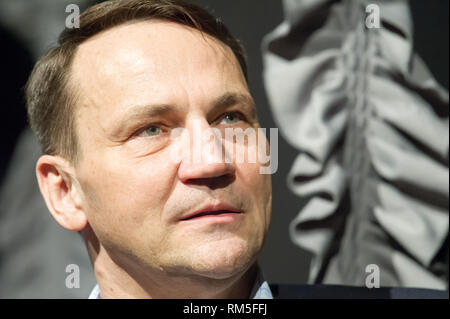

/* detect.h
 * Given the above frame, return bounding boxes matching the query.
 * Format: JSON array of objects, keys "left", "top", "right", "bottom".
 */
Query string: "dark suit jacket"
[{"left": 269, "top": 284, "right": 449, "bottom": 299}]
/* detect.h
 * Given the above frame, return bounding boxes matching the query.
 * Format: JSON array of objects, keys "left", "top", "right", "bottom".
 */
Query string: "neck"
[
  {"left": 84, "top": 227, "right": 258, "bottom": 298},
  {"left": 96, "top": 253, "right": 258, "bottom": 299}
]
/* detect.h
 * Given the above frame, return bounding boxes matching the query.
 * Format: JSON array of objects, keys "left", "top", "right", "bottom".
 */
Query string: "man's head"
[{"left": 26, "top": 0, "right": 272, "bottom": 297}]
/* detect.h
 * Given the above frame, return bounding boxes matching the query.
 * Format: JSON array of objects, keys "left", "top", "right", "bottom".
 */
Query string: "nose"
[
  {"left": 178, "top": 162, "right": 235, "bottom": 184},
  {"left": 177, "top": 118, "right": 236, "bottom": 186}
]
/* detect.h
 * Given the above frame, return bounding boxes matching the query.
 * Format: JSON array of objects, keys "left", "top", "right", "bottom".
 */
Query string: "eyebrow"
[
  {"left": 209, "top": 92, "right": 257, "bottom": 120},
  {"left": 125, "top": 103, "right": 176, "bottom": 120}
]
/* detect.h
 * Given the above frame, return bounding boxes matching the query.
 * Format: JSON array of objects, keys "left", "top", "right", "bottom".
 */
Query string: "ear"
[{"left": 36, "top": 155, "right": 88, "bottom": 231}]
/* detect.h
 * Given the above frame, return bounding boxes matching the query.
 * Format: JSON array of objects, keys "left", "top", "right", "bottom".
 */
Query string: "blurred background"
[{"left": 0, "top": 0, "right": 448, "bottom": 298}]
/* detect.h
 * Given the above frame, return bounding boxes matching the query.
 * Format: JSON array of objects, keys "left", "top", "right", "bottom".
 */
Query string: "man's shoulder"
[{"left": 268, "top": 284, "right": 449, "bottom": 299}]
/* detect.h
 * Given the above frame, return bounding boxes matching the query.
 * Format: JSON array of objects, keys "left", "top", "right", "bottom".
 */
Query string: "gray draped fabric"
[{"left": 262, "top": 0, "right": 448, "bottom": 289}]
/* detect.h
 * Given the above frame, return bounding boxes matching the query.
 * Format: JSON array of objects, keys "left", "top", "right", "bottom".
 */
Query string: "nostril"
[
  {"left": 178, "top": 161, "right": 236, "bottom": 184},
  {"left": 184, "top": 174, "right": 235, "bottom": 189}
]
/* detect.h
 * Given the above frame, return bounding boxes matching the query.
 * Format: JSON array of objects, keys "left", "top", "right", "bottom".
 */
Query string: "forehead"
[{"left": 71, "top": 20, "right": 247, "bottom": 115}]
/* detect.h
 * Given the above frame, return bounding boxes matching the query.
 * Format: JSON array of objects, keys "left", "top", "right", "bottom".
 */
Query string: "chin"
[{"left": 185, "top": 238, "right": 259, "bottom": 280}]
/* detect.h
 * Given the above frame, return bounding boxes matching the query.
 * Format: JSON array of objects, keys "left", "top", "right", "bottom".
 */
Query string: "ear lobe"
[{"left": 36, "top": 155, "right": 88, "bottom": 231}]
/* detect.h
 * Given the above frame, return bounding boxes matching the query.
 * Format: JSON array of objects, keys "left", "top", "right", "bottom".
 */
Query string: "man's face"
[{"left": 71, "top": 21, "right": 272, "bottom": 280}]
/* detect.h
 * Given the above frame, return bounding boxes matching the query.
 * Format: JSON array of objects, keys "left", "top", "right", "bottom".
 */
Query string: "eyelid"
[
  {"left": 133, "top": 123, "right": 168, "bottom": 138},
  {"left": 215, "top": 111, "right": 247, "bottom": 124}
]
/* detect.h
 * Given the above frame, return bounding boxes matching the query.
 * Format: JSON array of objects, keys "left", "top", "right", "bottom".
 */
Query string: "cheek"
[
  {"left": 77, "top": 150, "right": 178, "bottom": 231},
  {"left": 236, "top": 161, "right": 272, "bottom": 213},
  {"left": 235, "top": 135, "right": 273, "bottom": 228}
]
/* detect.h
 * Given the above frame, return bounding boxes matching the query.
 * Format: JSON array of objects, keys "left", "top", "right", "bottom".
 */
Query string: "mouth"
[{"left": 180, "top": 204, "right": 242, "bottom": 221}]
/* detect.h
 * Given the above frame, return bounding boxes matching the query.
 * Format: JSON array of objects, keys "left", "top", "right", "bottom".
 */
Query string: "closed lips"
[{"left": 180, "top": 206, "right": 242, "bottom": 221}]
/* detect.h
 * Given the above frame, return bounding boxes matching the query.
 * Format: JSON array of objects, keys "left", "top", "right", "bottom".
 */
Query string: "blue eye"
[
  {"left": 220, "top": 112, "right": 241, "bottom": 124},
  {"left": 142, "top": 126, "right": 161, "bottom": 136}
]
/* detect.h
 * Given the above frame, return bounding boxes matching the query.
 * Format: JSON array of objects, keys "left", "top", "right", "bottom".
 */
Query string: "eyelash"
[
  {"left": 216, "top": 111, "right": 247, "bottom": 124},
  {"left": 134, "top": 123, "right": 167, "bottom": 138}
]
